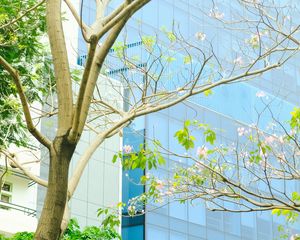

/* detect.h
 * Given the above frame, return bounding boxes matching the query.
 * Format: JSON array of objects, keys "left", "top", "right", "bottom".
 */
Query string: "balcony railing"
[{"left": 0, "top": 200, "right": 36, "bottom": 217}]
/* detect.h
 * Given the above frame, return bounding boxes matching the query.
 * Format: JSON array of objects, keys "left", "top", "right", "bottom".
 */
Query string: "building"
[
  {"left": 1, "top": 1, "right": 300, "bottom": 239},
  {"left": 103, "top": 1, "right": 300, "bottom": 240},
  {"left": 0, "top": 147, "right": 38, "bottom": 236},
  {"left": 39, "top": 0, "right": 300, "bottom": 240}
]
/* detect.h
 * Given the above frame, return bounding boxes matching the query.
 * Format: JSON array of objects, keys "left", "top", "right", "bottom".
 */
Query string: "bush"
[{"left": 0, "top": 219, "right": 121, "bottom": 240}]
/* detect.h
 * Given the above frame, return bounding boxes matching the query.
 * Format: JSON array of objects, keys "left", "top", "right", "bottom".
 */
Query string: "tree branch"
[
  {"left": 69, "top": 18, "right": 128, "bottom": 143},
  {"left": 0, "top": 0, "right": 45, "bottom": 30},
  {"left": 94, "top": 0, "right": 150, "bottom": 40},
  {"left": 46, "top": 0, "right": 73, "bottom": 136},
  {"left": 1, "top": 150, "right": 48, "bottom": 188},
  {"left": 63, "top": 0, "right": 89, "bottom": 34}
]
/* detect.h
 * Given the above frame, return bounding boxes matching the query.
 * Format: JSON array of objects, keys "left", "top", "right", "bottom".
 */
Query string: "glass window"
[
  {"left": 122, "top": 225, "right": 144, "bottom": 240},
  {"left": 158, "top": 0, "right": 174, "bottom": 31},
  {"left": 141, "top": 1, "right": 158, "bottom": 28},
  {"left": 169, "top": 201, "right": 187, "bottom": 220},
  {"left": 207, "top": 229, "right": 224, "bottom": 240},
  {"left": 1, "top": 183, "right": 12, "bottom": 192},
  {"left": 122, "top": 168, "right": 144, "bottom": 206},
  {"left": 1, "top": 194, "right": 10, "bottom": 203},
  {"left": 224, "top": 212, "right": 241, "bottom": 236},
  {"left": 0, "top": 194, "right": 11, "bottom": 210},
  {"left": 170, "top": 231, "right": 187, "bottom": 240},
  {"left": 241, "top": 212, "right": 255, "bottom": 228},
  {"left": 188, "top": 200, "right": 206, "bottom": 225},
  {"left": 147, "top": 113, "right": 169, "bottom": 148},
  {"left": 146, "top": 224, "right": 168, "bottom": 240},
  {"left": 257, "top": 217, "right": 273, "bottom": 240},
  {"left": 206, "top": 210, "right": 223, "bottom": 231}
]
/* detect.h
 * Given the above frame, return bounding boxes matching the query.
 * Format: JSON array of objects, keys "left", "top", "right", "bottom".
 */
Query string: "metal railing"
[{"left": 0, "top": 200, "right": 36, "bottom": 217}]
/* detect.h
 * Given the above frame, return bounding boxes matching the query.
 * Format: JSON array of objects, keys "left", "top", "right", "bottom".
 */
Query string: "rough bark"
[{"left": 35, "top": 136, "right": 75, "bottom": 240}]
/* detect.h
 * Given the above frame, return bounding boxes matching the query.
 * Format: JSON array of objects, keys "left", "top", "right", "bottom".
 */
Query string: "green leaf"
[
  {"left": 167, "top": 32, "right": 176, "bottom": 42},
  {"left": 158, "top": 155, "right": 166, "bottom": 165},
  {"left": 292, "top": 192, "right": 300, "bottom": 202},
  {"left": 112, "top": 154, "right": 118, "bottom": 163},
  {"left": 272, "top": 209, "right": 281, "bottom": 216},
  {"left": 183, "top": 55, "right": 192, "bottom": 64},
  {"left": 142, "top": 35, "right": 156, "bottom": 50},
  {"left": 203, "top": 89, "right": 213, "bottom": 96},
  {"left": 204, "top": 129, "right": 216, "bottom": 145}
]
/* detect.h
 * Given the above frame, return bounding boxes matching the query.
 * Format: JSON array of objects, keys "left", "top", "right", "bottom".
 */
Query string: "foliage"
[
  {"left": 10, "top": 232, "right": 34, "bottom": 240},
  {"left": 174, "top": 120, "right": 216, "bottom": 150},
  {"left": 62, "top": 219, "right": 121, "bottom": 240},
  {"left": 0, "top": 219, "right": 121, "bottom": 240},
  {"left": 0, "top": 232, "right": 33, "bottom": 240},
  {"left": 97, "top": 208, "right": 120, "bottom": 230},
  {"left": 0, "top": 0, "right": 53, "bottom": 148},
  {"left": 290, "top": 107, "right": 300, "bottom": 132},
  {"left": 113, "top": 142, "right": 166, "bottom": 171}
]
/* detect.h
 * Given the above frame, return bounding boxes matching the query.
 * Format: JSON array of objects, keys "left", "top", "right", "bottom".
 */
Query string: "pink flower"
[
  {"left": 165, "top": 190, "right": 173, "bottom": 196},
  {"left": 278, "top": 136, "right": 284, "bottom": 144},
  {"left": 256, "top": 91, "right": 266, "bottom": 98},
  {"left": 127, "top": 205, "right": 136, "bottom": 215},
  {"left": 290, "top": 129, "right": 296, "bottom": 136},
  {"left": 290, "top": 234, "right": 300, "bottom": 240},
  {"left": 156, "top": 180, "right": 164, "bottom": 190},
  {"left": 197, "top": 146, "right": 208, "bottom": 158},
  {"left": 237, "top": 127, "right": 247, "bottom": 136},
  {"left": 209, "top": 8, "right": 224, "bottom": 19},
  {"left": 244, "top": 0, "right": 261, "bottom": 4},
  {"left": 195, "top": 162, "right": 204, "bottom": 171},
  {"left": 195, "top": 32, "right": 206, "bottom": 41},
  {"left": 247, "top": 34, "right": 260, "bottom": 48},
  {"left": 265, "top": 135, "right": 275, "bottom": 144},
  {"left": 240, "top": 151, "right": 249, "bottom": 158},
  {"left": 277, "top": 153, "right": 286, "bottom": 163},
  {"left": 233, "top": 56, "right": 243, "bottom": 65},
  {"left": 123, "top": 145, "right": 133, "bottom": 154}
]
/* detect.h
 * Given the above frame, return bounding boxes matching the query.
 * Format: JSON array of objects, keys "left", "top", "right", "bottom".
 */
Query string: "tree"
[
  {"left": 173, "top": 105, "right": 300, "bottom": 215},
  {"left": 0, "top": 0, "right": 299, "bottom": 239},
  {"left": 129, "top": 100, "right": 300, "bottom": 239},
  {"left": 0, "top": 0, "right": 51, "bottom": 199}
]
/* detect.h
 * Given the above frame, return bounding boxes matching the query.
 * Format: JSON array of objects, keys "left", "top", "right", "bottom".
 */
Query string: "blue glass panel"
[{"left": 122, "top": 225, "right": 144, "bottom": 240}]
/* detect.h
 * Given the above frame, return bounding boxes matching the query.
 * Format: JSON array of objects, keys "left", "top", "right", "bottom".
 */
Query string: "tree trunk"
[{"left": 35, "top": 136, "right": 75, "bottom": 240}]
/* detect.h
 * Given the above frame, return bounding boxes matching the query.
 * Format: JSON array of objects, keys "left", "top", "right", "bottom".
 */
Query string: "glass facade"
[
  {"left": 122, "top": 126, "right": 146, "bottom": 240},
  {"left": 144, "top": 101, "right": 300, "bottom": 240},
  {"left": 77, "top": 0, "right": 300, "bottom": 239}
]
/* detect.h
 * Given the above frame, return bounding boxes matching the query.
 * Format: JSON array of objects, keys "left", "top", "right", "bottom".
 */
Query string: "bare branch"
[
  {"left": 1, "top": 150, "right": 48, "bottom": 188},
  {"left": 63, "top": 0, "right": 89, "bottom": 34}
]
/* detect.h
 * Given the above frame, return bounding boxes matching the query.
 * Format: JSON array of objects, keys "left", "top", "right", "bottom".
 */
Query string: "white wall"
[
  {"left": 62, "top": 0, "right": 80, "bottom": 66},
  {"left": 0, "top": 173, "right": 38, "bottom": 235},
  {"left": 38, "top": 75, "right": 124, "bottom": 230}
]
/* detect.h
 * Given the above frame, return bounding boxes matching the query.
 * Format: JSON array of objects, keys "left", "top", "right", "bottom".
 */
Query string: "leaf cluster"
[{"left": 0, "top": 0, "right": 55, "bottom": 148}]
